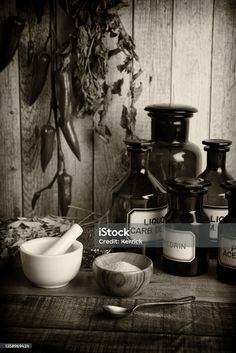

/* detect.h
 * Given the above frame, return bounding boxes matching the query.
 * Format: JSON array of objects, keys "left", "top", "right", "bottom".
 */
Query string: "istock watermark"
[
  {"left": 95, "top": 223, "right": 163, "bottom": 248},
  {"left": 94, "top": 223, "right": 227, "bottom": 249}
]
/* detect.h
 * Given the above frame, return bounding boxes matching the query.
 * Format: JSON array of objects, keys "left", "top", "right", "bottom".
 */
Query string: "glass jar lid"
[
  {"left": 145, "top": 104, "right": 198, "bottom": 119},
  {"left": 166, "top": 177, "right": 210, "bottom": 194},
  {"left": 221, "top": 180, "right": 236, "bottom": 190},
  {"left": 125, "top": 139, "right": 153, "bottom": 151},
  {"left": 202, "top": 139, "right": 232, "bottom": 152},
  {"left": 221, "top": 180, "right": 236, "bottom": 199}
]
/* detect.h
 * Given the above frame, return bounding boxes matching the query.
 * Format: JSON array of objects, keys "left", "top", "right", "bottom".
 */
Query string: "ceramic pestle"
[{"left": 42, "top": 224, "right": 83, "bottom": 255}]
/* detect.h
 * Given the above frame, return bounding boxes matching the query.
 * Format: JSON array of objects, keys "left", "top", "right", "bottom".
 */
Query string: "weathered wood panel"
[
  {"left": 210, "top": 0, "right": 236, "bottom": 177},
  {"left": 0, "top": 0, "right": 22, "bottom": 217},
  {"left": 17, "top": 1, "right": 58, "bottom": 216},
  {"left": 94, "top": 4, "right": 133, "bottom": 215},
  {"left": 0, "top": 292, "right": 235, "bottom": 352},
  {"left": 0, "top": 0, "right": 236, "bottom": 216},
  {"left": 56, "top": 4, "right": 93, "bottom": 219},
  {"left": 134, "top": 0, "right": 173, "bottom": 139},
  {"left": 171, "top": 0, "right": 214, "bottom": 172},
  {"left": 1, "top": 328, "right": 234, "bottom": 353}
]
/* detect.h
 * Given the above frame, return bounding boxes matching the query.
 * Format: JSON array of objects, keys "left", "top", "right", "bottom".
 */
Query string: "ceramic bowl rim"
[
  {"left": 19, "top": 237, "right": 83, "bottom": 259},
  {"left": 93, "top": 252, "right": 153, "bottom": 274}
]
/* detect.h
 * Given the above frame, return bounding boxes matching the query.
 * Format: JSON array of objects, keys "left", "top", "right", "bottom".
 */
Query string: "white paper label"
[
  {"left": 127, "top": 207, "right": 167, "bottom": 243},
  {"left": 204, "top": 207, "right": 228, "bottom": 240},
  {"left": 219, "top": 236, "right": 236, "bottom": 269},
  {"left": 163, "top": 228, "right": 195, "bottom": 262}
]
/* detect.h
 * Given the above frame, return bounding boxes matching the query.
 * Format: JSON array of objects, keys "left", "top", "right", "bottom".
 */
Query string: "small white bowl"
[{"left": 20, "top": 237, "right": 83, "bottom": 288}]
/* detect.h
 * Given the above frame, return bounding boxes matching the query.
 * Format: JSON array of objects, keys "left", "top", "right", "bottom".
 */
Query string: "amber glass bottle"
[
  {"left": 144, "top": 104, "right": 202, "bottom": 188},
  {"left": 162, "top": 177, "right": 210, "bottom": 276},
  {"left": 198, "top": 139, "right": 232, "bottom": 258},
  {"left": 217, "top": 180, "right": 236, "bottom": 285},
  {"left": 110, "top": 140, "right": 168, "bottom": 257}
]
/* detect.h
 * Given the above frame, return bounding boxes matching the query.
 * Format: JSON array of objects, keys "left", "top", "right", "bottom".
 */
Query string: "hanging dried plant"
[
  {"left": 57, "top": 0, "right": 143, "bottom": 140},
  {"left": 31, "top": 0, "right": 143, "bottom": 213}
]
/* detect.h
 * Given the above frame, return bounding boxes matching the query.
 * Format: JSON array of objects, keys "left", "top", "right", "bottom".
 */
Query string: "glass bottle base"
[
  {"left": 217, "top": 263, "right": 236, "bottom": 285},
  {"left": 162, "top": 256, "right": 208, "bottom": 276}
]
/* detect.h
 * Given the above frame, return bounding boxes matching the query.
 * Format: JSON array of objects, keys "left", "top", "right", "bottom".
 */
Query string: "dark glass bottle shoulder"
[
  {"left": 165, "top": 209, "right": 209, "bottom": 223},
  {"left": 150, "top": 141, "right": 201, "bottom": 183},
  {"left": 112, "top": 170, "right": 165, "bottom": 199},
  {"left": 199, "top": 170, "right": 232, "bottom": 207},
  {"left": 219, "top": 215, "right": 236, "bottom": 223}
]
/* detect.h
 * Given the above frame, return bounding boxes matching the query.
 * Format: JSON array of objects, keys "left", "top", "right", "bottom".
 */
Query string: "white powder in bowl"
[{"left": 104, "top": 261, "right": 140, "bottom": 272}]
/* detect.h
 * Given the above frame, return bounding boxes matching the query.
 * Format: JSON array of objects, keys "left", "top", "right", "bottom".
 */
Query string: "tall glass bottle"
[
  {"left": 145, "top": 104, "right": 202, "bottom": 188},
  {"left": 198, "top": 139, "right": 232, "bottom": 257},
  {"left": 110, "top": 140, "right": 168, "bottom": 258},
  {"left": 162, "top": 177, "right": 210, "bottom": 276},
  {"left": 217, "top": 180, "right": 236, "bottom": 285}
]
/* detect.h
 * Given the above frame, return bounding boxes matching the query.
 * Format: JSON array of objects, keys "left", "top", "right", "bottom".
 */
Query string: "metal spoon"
[{"left": 103, "top": 296, "right": 195, "bottom": 318}]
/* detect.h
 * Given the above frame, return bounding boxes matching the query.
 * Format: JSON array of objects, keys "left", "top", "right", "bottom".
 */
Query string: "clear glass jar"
[
  {"left": 110, "top": 140, "right": 168, "bottom": 258},
  {"left": 162, "top": 177, "right": 210, "bottom": 276},
  {"left": 217, "top": 180, "right": 236, "bottom": 285},
  {"left": 198, "top": 139, "right": 232, "bottom": 257},
  {"left": 145, "top": 104, "right": 202, "bottom": 188}
]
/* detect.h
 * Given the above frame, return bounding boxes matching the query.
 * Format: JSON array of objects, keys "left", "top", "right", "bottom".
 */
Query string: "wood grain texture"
[
  {"left": 0, "top": 0, "right": 22, "bottom": 218},
  {"left": 1, "top": 261, "right": 236, "bottom": 303},
  {"left": 17, "top": 1, "right": 58, "bottom": 216},
  {"left": 171, "top": 0, "right": 214, "bottom": 172},
  {"left": 0, "top": 327, "right": 234, "bottom": 353},
  {"left": 94, "top": 3, "right": 133, "bottom": 215},
  {"left": 133, "top": 0, "right": 173, "bottom": 139},
  {"left": 0, "top": 295, "right": 235, "bottom": 353},
  {"left": 56, "top": 4, "right": 93, "bottom": 219},
  {"left": 0, "top": 295, "right": 235, "bottom": 335},
  {"left": 210, "top": 0, "right": 236, "bottom": 177},
  {"left": 93, "top": 252, "right": 153, "bottom": 297},
  {"left": 0, "top": 0, "right": 236, "bottom": 218}
]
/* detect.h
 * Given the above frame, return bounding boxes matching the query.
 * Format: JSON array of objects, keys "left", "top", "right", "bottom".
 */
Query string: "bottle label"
[
  {"left": 127, "top": 207, "right": 168, "bottom": 244},
  {"left": 203, "top": 207, "right": 228, "bottom": 240},
  {"left": 219, "top": 236, "right": 236, "bottom": 269},
  {"left": 163, "top": 228, "right": 195, "bottom": 262}
]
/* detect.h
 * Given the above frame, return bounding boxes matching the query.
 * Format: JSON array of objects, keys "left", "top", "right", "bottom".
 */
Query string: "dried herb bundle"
[
  {"left": 58, "top": 0, "right": 142, "bottom": 140},
  {"left": 31, "top": 0, "right": 142, "bottom": 213}
]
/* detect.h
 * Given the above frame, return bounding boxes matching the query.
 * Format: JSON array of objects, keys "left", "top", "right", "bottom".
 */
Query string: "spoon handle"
[{"left": 133, "top": 296, "right": 195, "bottom": 312}]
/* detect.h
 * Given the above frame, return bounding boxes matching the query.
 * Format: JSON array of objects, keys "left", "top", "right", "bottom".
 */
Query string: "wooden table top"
[{"left": 0, "top": 260, "right": 236, "bottom": 353}]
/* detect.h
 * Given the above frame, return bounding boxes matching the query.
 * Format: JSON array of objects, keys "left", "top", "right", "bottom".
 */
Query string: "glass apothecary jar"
[
  {"left": 144, "top": 104, "right": 202, "bottom": 186},
  {"left": 198, "top": 139, "right": 232, "bottom": 257},
  {"left": 110, "top": 140, "right": 168, "bottom": 258},
  {"left": 162, "top": 177, "right": 210, "bottom": 276},
  {"left": 217, "top": 180, "right": 236, "bottom": 285}
]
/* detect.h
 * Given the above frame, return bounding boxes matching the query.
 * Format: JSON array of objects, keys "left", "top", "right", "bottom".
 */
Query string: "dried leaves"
[
  {"left": 30, "top": 0, "right": 143, "bottom": 212},
  {"left": 0, "top": 216, "right": 72, "bottom": 259},
  {"left": 58, "top": 0, "right": 142, "bottom": 139},
  {"left": 120, "top": 105, "right": 137, "bottom": 138}
]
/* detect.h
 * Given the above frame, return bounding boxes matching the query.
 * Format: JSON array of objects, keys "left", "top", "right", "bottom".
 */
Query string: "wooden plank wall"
[
  {"left": 0, "top": 0, "right": 235, "bottom": 218},
  {"left": 17, "top": 1, "right": 58, "bottom": 216},
  {"left": 0, "top": 0, "right": 22, "bottom": 217}
]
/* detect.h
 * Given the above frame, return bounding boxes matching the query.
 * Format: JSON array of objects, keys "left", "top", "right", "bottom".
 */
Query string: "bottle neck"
[
  {"left": 172, "top": 193, "right": 204, "bottom": 212},
  {"left": 227, "top": 197, "right": 236, "bottom": 216},
  {"left": 151, "top": 118, "right": 189, "bottom": 143},
  {"left": 129, "top": 150, "right": 149, "bottom": 171},
  {"left": 206, "top": 150, "right": 227, "bottom": 171}
]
